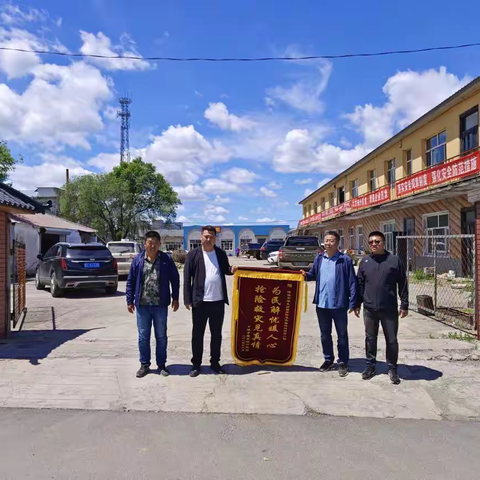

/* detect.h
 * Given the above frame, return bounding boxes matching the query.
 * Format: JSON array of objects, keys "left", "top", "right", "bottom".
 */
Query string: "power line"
[{"left": 1, "top": 41, "right": 480, "bottom": 62}]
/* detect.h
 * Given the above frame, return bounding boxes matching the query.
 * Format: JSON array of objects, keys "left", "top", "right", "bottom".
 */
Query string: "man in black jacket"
[
  {"left": 184, "top": 225, "right": 237, "bottom": 377},
  {"left": 355, "top": 231, "right": 408, "bottom": 385}
]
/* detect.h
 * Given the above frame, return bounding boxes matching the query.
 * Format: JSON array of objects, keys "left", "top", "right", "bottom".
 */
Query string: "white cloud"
[
  {"left": 268, "top": 47, "right": 332, "bottom": 114},
  {"left": 10, "top": 156, "right": 91, "bottom": 191},
  {"left": 221, "top": 167, "right": 258, "bottom": 184},
  {"left": 204, "top": 205, "right": 229, "bottom": 216},
  {"left": 204, "top": 102, "right": 256, "bottom": 131},
  {"left": 137, "top": 125, "right": 231, "bottom": 186},
  {"left": 0, "top": 60, "right": 112, "bottom": 148},
  {"left": 0, "top": 4, "right": 48, "bottom": 25},
  {"left": 259, "top": 186, "right": 277, "bottom": 198},
  {"left": 256, "top": 217, "right": 276, "bottom": 223},
  {"left": 173, "top": 185, "right": 207, "bottom": 202},
  {"left": 347, "top": 67, "right": 471, "bottom": 149},
  {"left": 202, "top": 178, "right": 240, "bottom": 194},
  {"left": 317, "top": 178, "right": 331, "bottom": 188},
  {"left": 294, "top": 178, "right": 312, "bottom": 185},
  {"left": 238, "top": 216, "right": 248, "bottom": 221},
  {"left": 79, "top": 31, "right": 150, "bottom": 71},
  {"left": 267, "top": 181, "right": 282, "bottom": 190},
  {"left": 251, "top": 207, "right": 270, "bottom": 214},
  {"left": 213, "top": 195, "right": 231, "bottom": 204},
  {"left": 303, "top": 188, "right": 313, "bottom": 197},
  {"left": 103, "top": 105, "right": 118, "bottom": 121},
  {"left": 177, "top": 215, "right": 189, "bottom": 223}
]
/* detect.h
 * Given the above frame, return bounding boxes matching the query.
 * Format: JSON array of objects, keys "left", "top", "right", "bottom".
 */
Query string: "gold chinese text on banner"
[{"left": 231, "top": 267, "right": 305, "bottom": 367}]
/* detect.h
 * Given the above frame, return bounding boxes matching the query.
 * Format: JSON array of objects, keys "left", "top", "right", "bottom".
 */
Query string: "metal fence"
[
  {"left": 11, "top": 240, "right": 27, "bottom": 329},
  {"left": 396, "top": 234, "right": 477, "bottom": 333}
]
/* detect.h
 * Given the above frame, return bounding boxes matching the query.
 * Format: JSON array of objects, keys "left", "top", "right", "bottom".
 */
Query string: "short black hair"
[
  {"left": 325, "top": 230, "right": 340, "bottom": 242},
  {"left": 201, "top": 225, "right": 217, "bottom": 236},
  {"left": 144, "top": 230, "right": 161, "bottom": 241},
  {"left": 369, "top": 231, "right": 385, "bottom": 241}
]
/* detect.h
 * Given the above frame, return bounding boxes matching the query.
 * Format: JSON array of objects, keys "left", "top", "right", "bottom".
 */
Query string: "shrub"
[
  {"left": 171, "top": 249, "right": 187, "bottom": 264},
  {"left": 413, "top": 269, "right": 426, "bottom": 281}
]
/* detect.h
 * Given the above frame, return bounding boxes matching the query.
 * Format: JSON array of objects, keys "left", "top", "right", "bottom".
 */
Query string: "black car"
[
  {"left": 260, "top": 239, "right": 285, "bottom": 260},
  {"left": 35, "top": 243, "right": 118, "bottom": 297}
]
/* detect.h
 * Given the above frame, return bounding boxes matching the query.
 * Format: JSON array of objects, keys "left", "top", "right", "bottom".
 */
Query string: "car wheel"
[
  {"left": 105, "top": 285, "right": 117, "bottom": 295},
  {"left": 50, "top": 272, "right": 63, "bottom": 298},
  {"left": 35, "top": 270, "right": 45, "bottom": 290}
]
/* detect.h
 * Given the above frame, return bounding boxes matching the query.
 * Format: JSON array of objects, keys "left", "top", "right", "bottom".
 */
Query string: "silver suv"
[{"left": 107, "top": 240, "right": 143, "bottom": 276}]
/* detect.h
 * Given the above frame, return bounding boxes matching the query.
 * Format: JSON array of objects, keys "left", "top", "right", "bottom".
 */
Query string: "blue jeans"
[
  {"left": 136, "top": 305, "right": 168, "bottom": 366},
  {"left": 316, "top": 307, "right": 349, "bottom": 365}
]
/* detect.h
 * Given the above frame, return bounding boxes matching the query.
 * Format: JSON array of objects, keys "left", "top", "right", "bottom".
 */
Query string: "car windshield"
[
  {"left": 285, "top": 237, "right": 319, "bottom": 247},
  {"left": 108, "top": 243, "right": 136, "bottom": 254},
  {"left": 67, "top": 247, "right": 112, "bottom": 258}
]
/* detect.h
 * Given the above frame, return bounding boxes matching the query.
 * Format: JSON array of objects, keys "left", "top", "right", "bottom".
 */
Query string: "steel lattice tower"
[{"left": 118, "top": 96, "right": 132, "bottom": 163}]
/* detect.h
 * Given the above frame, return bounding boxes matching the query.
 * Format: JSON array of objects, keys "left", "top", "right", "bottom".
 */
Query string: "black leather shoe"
[
  {"left": 158, "top": 365, "right": 170, "bottom": 377},
  {"left": 389, "top": 367, "right": 401, "bottom": 385},
  {"left": 189, "top": 368, "right": 201, "bottom": 377},
  {"left": 338, "top": 363, "right": 349, "bottom": 377},
  {"left": 362, "top": 366, "right": 376, "bottom": 380},
  {"left": 319, "top": 360, "right": 335, "bottom": 372},
  {"left": 136, "top": 363, "right": 150, "bottom": 378},
  {"left": 211, "top": 364, "right": 226, "bottom": 374}
]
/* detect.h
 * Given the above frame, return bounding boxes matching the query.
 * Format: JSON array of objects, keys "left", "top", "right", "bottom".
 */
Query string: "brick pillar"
[
  {"left": 476, "top": 202, "right": 480, "bottom": 339},
  {"left": 0, "top": 211, "right": 7, "bottom": 338}
]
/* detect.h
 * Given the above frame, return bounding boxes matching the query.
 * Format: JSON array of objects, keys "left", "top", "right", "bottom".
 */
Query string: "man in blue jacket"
[
  {"left": 126, "top": 231, "right": 180, "bottom": 378},
  {"left": 301, "top": 231, "right": 357, "bottom": 377}
]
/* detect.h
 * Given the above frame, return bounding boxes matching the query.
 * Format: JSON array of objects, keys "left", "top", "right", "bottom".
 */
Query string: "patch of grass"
[{"left": 442, "top": 332, "right": 477, "bottom": 343}]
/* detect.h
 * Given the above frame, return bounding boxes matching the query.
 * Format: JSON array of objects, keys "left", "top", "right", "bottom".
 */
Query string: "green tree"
[
  {"left": 59, "top": 158, "right": 180, "bottom": 240},
  {"left": 0, "top": 140, "right": 22, "bottom": 183}
]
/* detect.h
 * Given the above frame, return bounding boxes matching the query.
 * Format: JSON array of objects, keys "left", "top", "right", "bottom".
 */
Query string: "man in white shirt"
[{"left": 184, "top": 225, "right": 237, "bottom": 377}]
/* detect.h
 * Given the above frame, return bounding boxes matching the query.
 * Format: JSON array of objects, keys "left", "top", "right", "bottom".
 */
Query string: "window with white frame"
[
  {"left": 426, "top": 131, "right": 446, "bottom": 167},
  {"left": 338, "top": 229, "right": 344, "bottom": 250},
  {"left": 405, "top": 149, "right": 413, "bottom": 176},
  {"left": 337, "top": 186, "right": 345, "bottom": 204},
  {"left": 164, "top": 242, "right": 182, "bottom": 251},
  {"left": 423, "top": 212, "right": 449, "bottom": 256},
  {"left": 351, "top": 179, "right": 358, "bottom": 198},
  {"left": 221, "top": 240, "right": 233, "bottom": 251},
  {"left": 313, "top": 201, "right": 318, "bottom": 213},
  {"left": 329, "top": 192, "right": 335, "bottom": 208},
  {"left": 308, "top": 204, "right": 311, "bottom": 215},
  {"left": 349, "top": 227, "right": 355, "bottom": 250},
  {"left": 368, "top": 170, "right": 376, "bottom": 192},
  {"left": 357, "top": 225, "right": 364, "bottom": 252},
  {"left": 303, "top": 206, "right": 307, "bottom": 217},
  {"left": 240, "top": 237, "right": 252, "bottom": 248},
  {"left": 189, "top": 239, "right": 201, "bottom": 250},
  {"left": 321, "top": 197, "right": 326, "bottom": 211},
  {"left": 382, "top": 220, "right": 396, "bottom": 252},
  {"left": 386, "top": 159, "right": 396, "bottom": 186}
]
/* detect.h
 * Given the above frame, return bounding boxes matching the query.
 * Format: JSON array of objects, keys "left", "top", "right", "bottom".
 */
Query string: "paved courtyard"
[{"left": 0, "top": 256, "right": 479, "bottom": 419}]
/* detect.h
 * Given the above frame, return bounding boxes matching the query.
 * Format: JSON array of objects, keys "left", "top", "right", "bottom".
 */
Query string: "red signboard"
[
  {"left": 396, "top": 151, "right": 480, "bottom": 197},
  {"left": 231, "top": 268, "right": 304, "bottom": 366},
  {"left": 350, "top": 185, "right": 390, "bottom": 211},
  {"left": 298, "top": 185, "right": 391, "bottom": 227}
]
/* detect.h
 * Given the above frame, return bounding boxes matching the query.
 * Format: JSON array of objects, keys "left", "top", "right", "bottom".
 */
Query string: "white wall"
[
  {"left": 269, "top": 228, "right": 287, "bottom": 240},
  {"left": 239, "top": 228, "right": 257, "bottom": 245},
  {"left": 219, "top": 228, "right": 235, "bottom": 253},
  {"left": 15, "top": 223, "right": 40, "bottom": 276}
]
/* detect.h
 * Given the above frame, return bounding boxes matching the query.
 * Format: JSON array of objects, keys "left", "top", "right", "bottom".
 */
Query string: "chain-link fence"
[{"left": 396, "top": 234, "right": 476, "bottom": 333}]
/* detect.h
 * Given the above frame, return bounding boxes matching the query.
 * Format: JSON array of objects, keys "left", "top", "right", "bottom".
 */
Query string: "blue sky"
[{"left": 1, "top": 0, "right": 480, "bottom": 227}]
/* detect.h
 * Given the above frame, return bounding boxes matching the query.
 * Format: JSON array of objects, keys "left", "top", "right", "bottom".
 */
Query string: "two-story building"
[{"left": 298, "top": 75, "right": 480, "bottom": 334}]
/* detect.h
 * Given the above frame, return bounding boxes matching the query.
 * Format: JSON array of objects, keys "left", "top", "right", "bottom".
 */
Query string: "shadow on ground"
[
  {"left": 347, "top": 358, "right": 443, "bottom": 381},
  {"left": 165, "top": 363, "right": 320, "bottom": 376},
  {"left": 0, "top": 329, "right": 101, "bottom": 365}
]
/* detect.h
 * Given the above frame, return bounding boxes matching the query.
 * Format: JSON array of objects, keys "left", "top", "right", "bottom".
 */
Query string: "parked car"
[
  {"left": 35, "top": 243, "right": 118, "bottom": 297},
  {"left": 107, "top": 240, "right": 143, "bottom": 276},
  {"left": 267, "top": 251, "right": 279, "bottom": 265},
  {"left": 260, "top": 239, "right": 285, "bottom": 260},
  {"left": 242, "top": 242, "right": 263, "bottom": 260},
  {"left": 278, "top": 236, "right": 322, "bottom": 270}
]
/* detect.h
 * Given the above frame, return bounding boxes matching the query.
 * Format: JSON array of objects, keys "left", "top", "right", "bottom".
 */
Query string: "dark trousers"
[
  {"left": 316, "top": 307, "right": 349, "bottom": 365},
  {"left": 191, "top": 301, "right": 225, "bottom": 368},
  {"left": 364, "top": 308, "right": 399, "bottom": 368}
]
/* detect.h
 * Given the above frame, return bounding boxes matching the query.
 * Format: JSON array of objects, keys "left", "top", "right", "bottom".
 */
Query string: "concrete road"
[
  {"left": 1, "top": 408, "right": 479, "bottom": 480},
  {"left": 0, "top": 256, "right": 479, "bottom": 419}
]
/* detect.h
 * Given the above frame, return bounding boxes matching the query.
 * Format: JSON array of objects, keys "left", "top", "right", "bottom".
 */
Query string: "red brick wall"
[{"left": 0, "top": 211, "right": 7, "bottom": 338}]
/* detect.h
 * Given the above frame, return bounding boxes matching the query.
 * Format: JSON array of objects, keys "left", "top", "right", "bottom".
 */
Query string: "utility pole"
[{"left": 118, "top": 96, "right": 132, "bottom": 163}]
